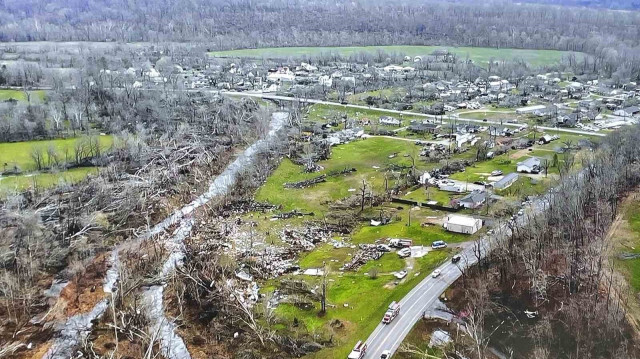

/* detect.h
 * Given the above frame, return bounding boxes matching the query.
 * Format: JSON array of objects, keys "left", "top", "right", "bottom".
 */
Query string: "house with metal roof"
[{"left": 493, "top": 172, "right": 519, "bottom": 190}]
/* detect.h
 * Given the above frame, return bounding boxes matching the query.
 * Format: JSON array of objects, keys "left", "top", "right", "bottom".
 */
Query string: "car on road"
[
  {"left": 431, "top": 240, "right": 447, "bottom": 249},
  {"left": 380, "top": 350, "right": 392, "bottom": 359},
  {"left": 394, "top": 270, "right": 408, "bottom": 279},
  {"left": 491, "top": 170, "right": 503, "bottom": 176},
  {"left": 452, "top": 254, "right": 462, "bottom": 263},
  {"left": 397, "top": 248, "right": 411, "bottom": 258},
  {"left": 348, "top": 341, "right": 367, "bottom": 359},
  {"left": 482, "top": 118, "right": 488, "bottom": 122},
  {"left": 432, "top": 269, "right": 442, "bottom": 278}
]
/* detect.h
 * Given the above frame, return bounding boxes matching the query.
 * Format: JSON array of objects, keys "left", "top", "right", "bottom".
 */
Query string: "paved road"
[
  {"left": 222, "top": 91, "right": 606, "bottom": 137},
  {"left": 361, "top": 195, "right": 548, "bottom": 358}
]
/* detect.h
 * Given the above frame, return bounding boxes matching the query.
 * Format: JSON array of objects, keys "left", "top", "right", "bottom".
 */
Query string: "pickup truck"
[
  {"left": 382, "top": 301, "right": 400, "bottom": 324},
  {"left": 348, "top": 341, "right": 367, "bottom": 359},
  {"left": 389, "top": 238, "right": 413, "bottom": 248}
]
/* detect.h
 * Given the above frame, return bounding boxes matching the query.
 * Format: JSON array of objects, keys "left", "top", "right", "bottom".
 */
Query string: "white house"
[
  {"left": 379, "top": 116, "right": 401, "bottom": 126},
  {"left": 516, "top": 105, "right": 547, "bottom": 115},
  {"left": 613, "top": 106, "right": 640, "bottom": 117},
  {"left": 444, "top": 215, "right": 483, "bottom": 234},
  {"left": 517, "top": 157, "right": 541, "bottom": 173}
]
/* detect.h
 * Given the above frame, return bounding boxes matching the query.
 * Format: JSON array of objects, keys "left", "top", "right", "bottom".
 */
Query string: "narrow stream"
[{"left": 42, "top": 112, "right": 289, "bottom": 359}]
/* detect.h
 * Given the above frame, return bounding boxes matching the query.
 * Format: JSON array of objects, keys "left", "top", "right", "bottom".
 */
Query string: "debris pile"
[
  {"left": 272, "top": 210, "right": 315, "bottom": 219},
  {"left": 280, "top": 227, "right": 331, "bottom": 251},
  {"left": 284, "top": 174, "right": 326, "bottom": 189},
  {"left": 341, "top": 244, "right": 384, "bottom": 271}
]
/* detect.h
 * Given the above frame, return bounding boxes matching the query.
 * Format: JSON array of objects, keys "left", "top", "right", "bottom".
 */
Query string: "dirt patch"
[{"left": 58, "top": 254, "right": 109, "bottom": 317}]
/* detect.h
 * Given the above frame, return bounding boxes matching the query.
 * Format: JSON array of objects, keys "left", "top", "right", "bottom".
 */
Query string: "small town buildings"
[
  {"left": 409, "top": 123, "right": 440, "bottom": 134},
  {"left": 443, "top": 215, "right": 483, "bottom": 234},
  {"left": 516, "top": 105, "right": 547, "bottom": 115},
  {"left": 493, "top": 172, "right": 519, "bottom": 190},
  {"left": 379, "top": 116, "right": 401, "bottom": 126},
  {"left": 613, "top": 106, "right": 640, "bottom": 117},
  {"left": 456, "top": 190, "right": 488, "bottom": 209},
  {"left": 517, "top": 157, "right": 541, "bottom": 173}
]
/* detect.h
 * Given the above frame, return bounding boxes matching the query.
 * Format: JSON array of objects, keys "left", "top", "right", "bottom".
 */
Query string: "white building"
[
  {"left": 517, "top": 157, "right": 541, "bottom": 173},
  {"left": 443, "top": 215, "right": 483, "bottom": 234},
  {"left": 516, "top": 105, "right": 547, "bottom": 115}
]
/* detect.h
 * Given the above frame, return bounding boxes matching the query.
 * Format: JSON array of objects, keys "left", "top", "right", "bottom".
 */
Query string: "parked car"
[
  {"left": 394, "top": 270, "right": 408, "bottom": 279},
  {"left": 381, "top": 350, "right": 392, "bottom": 359},
  {"left": 431, "top": 240, "right": 447, "bottom": 249},
  {"left": 377, "top": 244, "right": 391, "bottom": 252},
  {"left": 491, "top": 170, "right": 503, "bottom": 176},
  {"left": 397, "top": 248, "right": 411, "bottom": 258},
  {"left": 452, "top": 254, "right": 462, "bottom": 263},
  {"left": 432, "top": 269, "right": 442, "bottom": 278}
]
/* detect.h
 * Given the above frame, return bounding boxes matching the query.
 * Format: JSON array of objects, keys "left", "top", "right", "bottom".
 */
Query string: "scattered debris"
[
  {"left": 429, "top": 329, "right": 452, "bottom": 348},
  {"left": 341, "top": 244, "right": 384, "bottom": 271},
  {"left": 284, "top": 174, "right": 326, "bottom": 188}
]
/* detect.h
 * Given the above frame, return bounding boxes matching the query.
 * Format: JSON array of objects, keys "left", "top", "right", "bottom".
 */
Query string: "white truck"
[
  {"left": 348, "top": 341, "right": 367, "bottom": 359},
  {"left": 389, "top": 238, "right": 413, "bottom": 248},
  {"left": 382, "top": 301, "right": 400, "bottom": 324}
]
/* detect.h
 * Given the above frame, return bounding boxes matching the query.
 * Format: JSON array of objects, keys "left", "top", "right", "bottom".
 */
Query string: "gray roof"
[
  {"left": 494, "top": 172, "right": 519, "bottom": 187},
  {"left": 517, "top": 157, "right": 540, "bottom": 168},
  {"left": 459, "top": 190, "right": 487, "bottom": 204}
]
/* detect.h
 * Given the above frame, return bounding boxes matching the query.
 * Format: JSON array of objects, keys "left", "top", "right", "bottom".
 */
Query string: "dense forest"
[{"left": 1, "top": 0, "right": 639, "bottom": 79}]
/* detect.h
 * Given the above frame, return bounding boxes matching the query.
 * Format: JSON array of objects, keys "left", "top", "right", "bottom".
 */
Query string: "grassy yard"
[
  {"left": 274, "top": 250, "right": 450, "bottom": 359},
  {"left": 255, "top": 137, "right": 430, "bottom": 214},
  {"left": 352, "top": 220, "right": 469, "bottom": 246},
  {"left": 347, "top": 88, "right": 406, "bottom": 105},
  {"left": 0, "top": 135, "right": 114, "bottom": 172},
  {"left": 0, "top": 89, "right": 46, "bottom": 102},
  {"left": 209, "top": 46, "right": 582, "bottom": 67}
]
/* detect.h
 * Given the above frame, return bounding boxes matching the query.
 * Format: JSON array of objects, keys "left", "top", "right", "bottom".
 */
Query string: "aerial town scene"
[{"left": 1, "top": 1, "right": 640, "bottom": 358}]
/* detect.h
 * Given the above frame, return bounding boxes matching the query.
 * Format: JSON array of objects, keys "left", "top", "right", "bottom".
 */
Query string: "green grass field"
[
  {"left": 210, "top": 45, "right": 582, "bottom": 67},
  {"left": 255, "top": 137, "right": 430, "bottom": 214},
  {"left": 0, "top": 167, "right": 99, "bottom": 194},
  {"left": 0, "top": 135, "right": 114, "bottom": 172},
  {"left": 0, "top": 135, "right": 114, "bottom": 193},
  {"left": 0, "top": 89, "right": 46, "bottom": 102},
  {"left": 275, "top": 250, "right": 450, "bottom": 359}
]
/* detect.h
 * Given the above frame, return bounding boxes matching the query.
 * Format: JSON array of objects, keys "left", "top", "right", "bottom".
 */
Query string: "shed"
[{"left": 443, "top": 215, "right": 483, "bottom": 234}]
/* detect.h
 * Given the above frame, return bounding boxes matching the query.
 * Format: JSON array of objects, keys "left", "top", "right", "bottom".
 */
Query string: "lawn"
[
  {"left": 0, "top": 135, "right": 114, "bottom": 172},
  {"left": 0, "top": 167, "right": 99, "bottom": 193},
  {"left": 0, "top": 89, "right": 46, "bottom": 102},
  {"left": 449, "top": 153, "right": 518, "bottom": 183},
  {"left": 351, "top": 220, "right": 470, "bottom": 246},
  {"left": 255, "top": 137, "right": 429, "bottom": 214},
  {"left": 347, "top": 88, "right": 406, "bottom": 105},
  {"left": 209, "top": 46, "right": 582, "bottom": 67},
  {"left": 274, "top": 250, "right": 450, "bottom": 359},
  {"left": 306, "top": 103, "right": 421, "bottom": 126}
]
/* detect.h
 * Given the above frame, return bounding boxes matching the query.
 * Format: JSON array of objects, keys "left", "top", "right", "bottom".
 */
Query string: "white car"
[
  {"left": 431, "top": 269, "right": 442, "bottom": 278},
  {"left": 394, "top": 270, "right": 408, "bottom": 279},
  {"left": 397, "top": 248, "right": 411, "bottom": 258},
  {"left": 491, "top": 170, "right": 503, "bottom": 176},
  {"left": 380, "top": 350, "right": 392, "bottom": 359}
]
